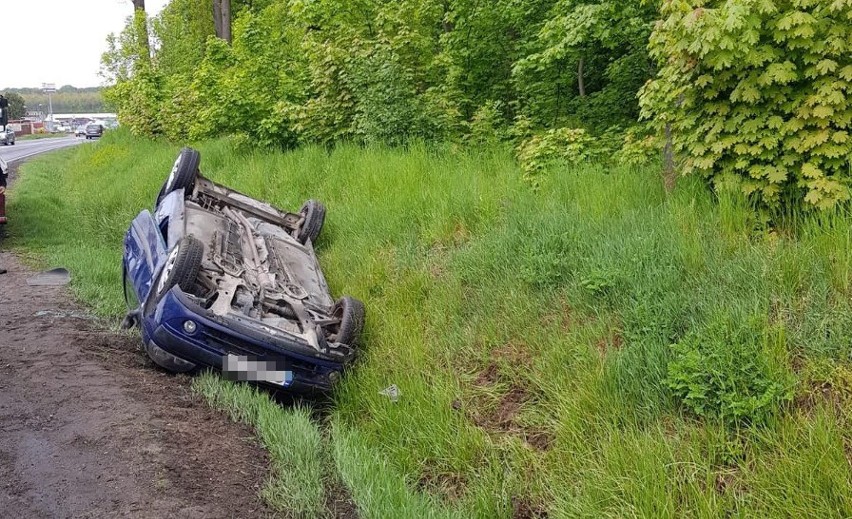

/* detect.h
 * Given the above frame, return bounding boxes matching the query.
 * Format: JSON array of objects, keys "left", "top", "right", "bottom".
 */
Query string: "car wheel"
[
  {"left": 156, "top": 147, "right": 200, "bottom": 206},
  {"left": 327, "top": 296, "right": 365, "bottom": 346},
  {"left": 145, "top": 341, "right": 197, "bottom": 373},
  {"left": 153, "top": 235, "right": 204, "bottom": 305},
  {"left": 295, "top": 199, "right": 326, "bottom": 245}
]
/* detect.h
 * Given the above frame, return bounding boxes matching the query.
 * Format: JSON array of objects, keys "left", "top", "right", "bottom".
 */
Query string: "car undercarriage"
[{"left": 179, "top": 178, "right": 351, "bottom": 357}]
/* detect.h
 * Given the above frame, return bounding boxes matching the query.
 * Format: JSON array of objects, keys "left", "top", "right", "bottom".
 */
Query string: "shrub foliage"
[
  {"left": 102, "top": 0, "right": 656, "bottom": 150},
  {"left": 640, "top": 0, "right": 852, "bottom": 209}
]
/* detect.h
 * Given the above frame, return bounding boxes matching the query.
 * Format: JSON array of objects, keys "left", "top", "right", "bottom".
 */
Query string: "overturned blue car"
[{"left": 122, "top": 148, "right": 364, "bottom": 392}]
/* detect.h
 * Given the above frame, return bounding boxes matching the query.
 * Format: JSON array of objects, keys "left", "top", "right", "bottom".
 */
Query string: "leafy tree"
[
  {"left": 514, "top": 0, "right": 657, "bottom": 132},
  {"left": 102, "top": 0, "right": 655, "bottom": 151},
  {"left": 640, "top": 0, "right": 852, "bottom": 210},
  {"left": 153, "top": 0, "right": 215, "bottom": 77},
  {"left": 102, "top": 10, "right": 162, "bottom": 136},
  {"left": 4, "top": 93, "right": 26, "bottom": 120}
]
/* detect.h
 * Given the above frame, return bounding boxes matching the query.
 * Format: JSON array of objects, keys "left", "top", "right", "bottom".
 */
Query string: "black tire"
[
  {"left": 156, "top": 147, "right": 201, "bottom": 206},
  {"left": 152, "top": 235, "right": 204, "bottom": 306},
  {"left": 328, "top": 296, "right": 365, "bottom": 346},
  {"left": 295, "top": 199, "right": 326, "bottom": 245}
]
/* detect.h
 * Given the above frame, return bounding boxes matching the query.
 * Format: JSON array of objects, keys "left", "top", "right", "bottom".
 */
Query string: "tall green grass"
[{"left": 7, "top": 129, "right": 852, "bottom": 517}]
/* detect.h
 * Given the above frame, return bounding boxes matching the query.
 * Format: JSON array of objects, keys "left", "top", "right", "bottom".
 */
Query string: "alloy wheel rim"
[
  {"left": 157, "top": 246, "right": 181, "bottom": 294},
  {"left": 166, "top": 154, "right": 183, "bottom": 192}
]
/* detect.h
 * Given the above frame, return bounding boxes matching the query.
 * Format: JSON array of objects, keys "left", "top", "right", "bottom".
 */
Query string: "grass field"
[{"left": 7, "top": 130, "right": 852, "bottom": 517}]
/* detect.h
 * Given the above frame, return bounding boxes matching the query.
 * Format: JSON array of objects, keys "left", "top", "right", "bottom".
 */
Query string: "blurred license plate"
[{"left": 222, "top": 355, "right": 293, "bottom": 386}]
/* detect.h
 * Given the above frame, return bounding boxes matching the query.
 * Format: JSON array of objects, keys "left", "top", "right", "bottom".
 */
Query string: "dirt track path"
[{"left": 0, "top": 251, "right": 275, "bottom": 518}]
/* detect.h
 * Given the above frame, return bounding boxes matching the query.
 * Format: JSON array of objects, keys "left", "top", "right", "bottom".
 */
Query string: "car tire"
[
  {"left": 153, "top": 235, "right": 204, "bottom": 305},
  {"left": 145, "top": 341, "right": 197, "bottom": 373},
  {"left": 156, "top": 147, "right": 200, "bottom": 206},
  {"left": 295, "top": 199, "right": 326, "bottom": 245},
  {"left": 328, "top": 296, "right": 365, "bottom": 346}
]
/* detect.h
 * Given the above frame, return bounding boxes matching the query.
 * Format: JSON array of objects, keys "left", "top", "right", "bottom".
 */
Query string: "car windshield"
[{"left": 87, "top": 125, "right": 99, "bottom": 130}]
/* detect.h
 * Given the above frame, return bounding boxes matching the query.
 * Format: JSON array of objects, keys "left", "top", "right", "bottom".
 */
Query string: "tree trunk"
[
  {"left": 663, "top": 94, "right": 684, "bottom": 193},
  {"left": 132, "top": 0, "right": 150, "bottom": 61},
  {"left": 663, "top": 122, "right": 676, "bottom": 192},
  {"left": 222, "top": 0, "right": 231, "bottom": 43},
  {"left": 441, "top": 0, "right": 454, "bottom": 33},
  {"left": 577, "top": 58, "right": 586, "bottom": 97},
  {"left": 213, "top": 0, "right": 232, "bottom": 43}
]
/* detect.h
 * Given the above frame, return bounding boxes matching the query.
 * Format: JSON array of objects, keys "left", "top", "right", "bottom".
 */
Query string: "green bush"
[
  {"left": 516, "top": 127, "right": 597, "bottom": 183},
  {"left": 102, "top": 0, "right": 657, "bottom": 150},
  {"left": 641, "top": 0, "right": 852, "bottom": 210},
  {"left": 666, "top": 313, "right": 794, "bottom": 424}
]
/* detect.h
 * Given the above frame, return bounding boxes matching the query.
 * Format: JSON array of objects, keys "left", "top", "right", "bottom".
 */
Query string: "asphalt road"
[{"left": 0, "top": 136, "right": 84, "bottom": 164}]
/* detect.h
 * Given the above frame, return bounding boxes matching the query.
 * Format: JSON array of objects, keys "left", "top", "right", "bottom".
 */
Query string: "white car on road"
[{"left": 0, "top": 128, "right": 16, "bottom": 146}]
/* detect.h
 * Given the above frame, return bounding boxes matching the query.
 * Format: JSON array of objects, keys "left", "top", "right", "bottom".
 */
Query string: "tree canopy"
[{"left": 102, "top": 0, "right": 852, "bottom": 210}]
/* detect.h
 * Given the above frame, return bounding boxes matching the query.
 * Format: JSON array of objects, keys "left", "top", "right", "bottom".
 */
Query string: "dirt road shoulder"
[{"left": 0, "top": 250, "right": 275, "bottom": 518}]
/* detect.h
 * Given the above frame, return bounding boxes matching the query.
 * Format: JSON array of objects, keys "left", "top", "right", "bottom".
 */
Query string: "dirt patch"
[
  {"left": 474, "top": 362, "right": 501, "bottom": 386},
  {"left": 492, "top": 386, "right": 532, "bottom": 429},
  {"left": 714, "top": 469, "right": 738, "bottom": 495},
  {"left": 492, "top": 340, "right": 534, "bottom": 368},
  {"left": 512, "top": 496, "right": 549, "bottom": 519},
  {"left": 325, "top": 479, "right": 359, "bottom": 519},
  {"left": 539, "top": 302, "right": 575, "bottom": 333},
  {"left": 791, "top": 360, "right": 852, "bottom": 418},
  {"left": 0, "top": 251, "right": 276, "bottom": 518},
  {"left": 792, "top": 382, "right": 849, "bottom": 417},
  {"left": 417, "top": 469, "right": 467, "bottom": 503},
  {"left": 525, "top": 428, "right": 555, "bottom": 451},
  {"left": 463, "top": 341, "right": 556, "bottom": 452}
]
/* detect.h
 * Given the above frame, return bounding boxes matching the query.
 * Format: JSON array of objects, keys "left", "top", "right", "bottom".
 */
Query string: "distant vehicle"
[
  {"left": 85, "top": 123, "right": 104, "bottom": 139},
  {"left": 75, "top": 126, "right": 87, "bottom": 138},
  {"left": 0, "top": 128, "right": 15, "bottom": 146}
]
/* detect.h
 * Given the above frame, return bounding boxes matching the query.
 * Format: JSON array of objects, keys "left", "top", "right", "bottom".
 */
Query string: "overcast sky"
[{"left": 2, "top": 0, "right": 169, "bottom": 89}]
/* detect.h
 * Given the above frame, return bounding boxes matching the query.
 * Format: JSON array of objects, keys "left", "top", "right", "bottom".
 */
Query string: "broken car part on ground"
[{"left": 122, "top": 148, "right": 365, "bottom": 392}]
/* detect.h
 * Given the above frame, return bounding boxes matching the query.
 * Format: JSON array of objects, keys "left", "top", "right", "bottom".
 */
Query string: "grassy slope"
[{"left": 7, "top": 130, "right": 852, "bottom": 517}]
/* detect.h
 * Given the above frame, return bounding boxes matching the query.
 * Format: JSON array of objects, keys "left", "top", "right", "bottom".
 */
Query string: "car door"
[{"left": 124, "top": 209, "right": 167, "bottom": 306}]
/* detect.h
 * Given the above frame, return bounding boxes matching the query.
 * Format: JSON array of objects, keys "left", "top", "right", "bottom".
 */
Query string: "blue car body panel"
[{"left": 125, "top": 209, "right": 166, "bottom": 304}]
